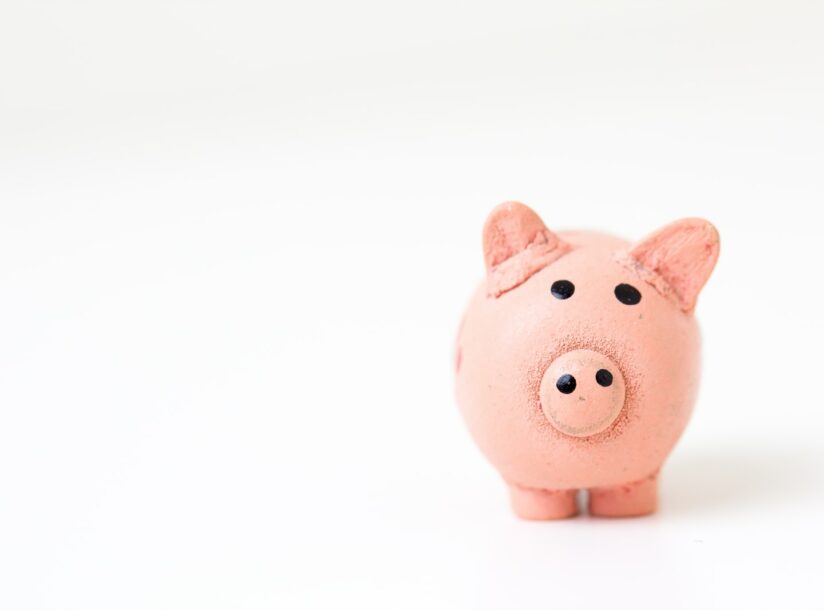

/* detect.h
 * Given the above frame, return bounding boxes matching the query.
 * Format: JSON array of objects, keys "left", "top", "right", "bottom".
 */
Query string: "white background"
[{"left": 1, "top": 1, "right": 823, "bottom": 608}]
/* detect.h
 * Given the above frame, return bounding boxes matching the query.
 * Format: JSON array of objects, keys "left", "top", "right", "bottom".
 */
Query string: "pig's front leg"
[
  {"left": 588, "top": 472, "right": 658, "bottom": 517},
  {"left": 507, "top": 483, "right": 578, "bottom": 520}
]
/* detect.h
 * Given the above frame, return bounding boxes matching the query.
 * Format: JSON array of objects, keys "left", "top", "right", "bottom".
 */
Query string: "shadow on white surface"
[{"left": 663, "top": 443, "right": 819, "bottom": 516}]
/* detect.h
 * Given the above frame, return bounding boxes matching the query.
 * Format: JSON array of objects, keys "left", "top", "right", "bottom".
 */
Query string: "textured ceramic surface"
[{"left": 455, "top": 202, "right": 719, "bottom": 519}]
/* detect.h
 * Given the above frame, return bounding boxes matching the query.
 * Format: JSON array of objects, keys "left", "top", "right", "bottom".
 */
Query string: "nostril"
[
  {"left": 595, "top": 369, "right": 613, "bottom": 387},
  {"left": 556, "top": 374, "right": 576, "bottom": 394}
]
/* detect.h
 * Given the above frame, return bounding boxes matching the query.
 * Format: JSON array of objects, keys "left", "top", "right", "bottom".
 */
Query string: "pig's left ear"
[
  {"left": 483, "top": 201, "right": 572, "bottom": 297},
  {"left": 626, "top": 218, "right": 720, "bottom": 312}
]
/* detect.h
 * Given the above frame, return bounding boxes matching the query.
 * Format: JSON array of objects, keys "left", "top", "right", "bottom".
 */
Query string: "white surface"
[{"left": 1, "top": 2, "right": 823, "bottom": 608}]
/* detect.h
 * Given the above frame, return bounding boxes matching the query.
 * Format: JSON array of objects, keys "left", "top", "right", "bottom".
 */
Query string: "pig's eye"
[
  {"left": 614, "top": 283, "right": 642, "bottom": 305},
  {"left": 551, "top": 280, "right": 575, "bottom": 300}
]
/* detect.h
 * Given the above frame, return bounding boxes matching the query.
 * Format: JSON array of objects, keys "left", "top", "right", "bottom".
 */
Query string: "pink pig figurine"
[{"left": 455, "top": 202, "right": 720, "bottom": 519}]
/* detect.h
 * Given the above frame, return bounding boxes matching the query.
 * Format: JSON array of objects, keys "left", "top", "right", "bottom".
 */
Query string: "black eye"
[
  {"left": 551, "top": 280, "right": 575, "bottom": 300},
  {"left": 614, "top": 283, "right": 642, "bottom": 305}
]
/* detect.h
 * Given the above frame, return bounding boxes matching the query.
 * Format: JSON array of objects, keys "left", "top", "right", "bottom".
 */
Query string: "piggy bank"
[{"left": 455, "top": 202, "right": 719, "bottom": 519}]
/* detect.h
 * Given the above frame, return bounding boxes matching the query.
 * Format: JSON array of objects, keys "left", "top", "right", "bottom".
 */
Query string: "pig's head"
[{"left": 456, "top": 202, "right": 719, "bottom": 487}]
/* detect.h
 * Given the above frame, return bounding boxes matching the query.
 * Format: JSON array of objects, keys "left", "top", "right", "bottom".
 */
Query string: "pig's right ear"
[
  {"left": 625, "top": 218, "right": 720, "bottom": 312},
  {"left": 483, "top": 202, "right": 571, "bottom": 297}
]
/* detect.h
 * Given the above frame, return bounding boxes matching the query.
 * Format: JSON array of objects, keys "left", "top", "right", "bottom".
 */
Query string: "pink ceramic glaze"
[{"left": 455, "top": 202, "right": 719, "bottom": 519}]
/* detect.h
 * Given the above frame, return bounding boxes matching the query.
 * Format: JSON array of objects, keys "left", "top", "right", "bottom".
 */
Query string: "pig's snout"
[{"left": 539, "top": 349, "right": 626, "bottom": 437}]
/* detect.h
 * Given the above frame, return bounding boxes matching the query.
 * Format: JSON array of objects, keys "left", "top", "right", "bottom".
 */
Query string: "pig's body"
[{"left": 455, "top": 204, "right": 718, "bottom": 519}]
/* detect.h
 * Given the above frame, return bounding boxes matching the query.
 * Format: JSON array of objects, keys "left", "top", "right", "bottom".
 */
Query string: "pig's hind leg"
[
  {"left": 588, "top": 472, "right": 658, "bottom": 517},
  {"left": 507, "top": 483, "right": 579, "bottom": 520}
]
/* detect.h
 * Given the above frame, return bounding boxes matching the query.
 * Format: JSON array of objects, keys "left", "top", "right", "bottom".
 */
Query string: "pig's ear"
[
  {"left": 483, "top": 201, "right": 571, "bottom": 297},
  {"left": 626, "top": 218, "right": 720, "bottom": 312}
]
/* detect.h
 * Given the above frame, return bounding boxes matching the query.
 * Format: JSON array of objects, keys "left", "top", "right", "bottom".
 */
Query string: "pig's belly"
[{"left": 457, "top": 395, "right": 694, "bottom": 490}]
